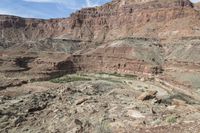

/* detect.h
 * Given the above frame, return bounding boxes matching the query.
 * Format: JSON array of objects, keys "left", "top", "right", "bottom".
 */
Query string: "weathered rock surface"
[
  {"left": 0, "top": 76, "right": 200, "bottom": 133},
  {"left": 138, "top": 90, "right": 158, "bottom": 101}
]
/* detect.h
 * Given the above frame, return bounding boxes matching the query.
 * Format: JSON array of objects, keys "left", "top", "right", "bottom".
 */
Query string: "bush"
[
  {"left": 166, "top": 116, "right": 177, "bottom": 124},
  {"left": 50, "top": 76, "right": 91, "bottom": 83}
]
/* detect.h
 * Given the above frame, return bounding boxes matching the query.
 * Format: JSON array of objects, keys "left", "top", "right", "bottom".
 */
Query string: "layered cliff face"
[
  {"left": 0, "top": 0, "right": 200, "bottom": 85},
  {"left": 68, "top": 0, "right": 200, "bottom": 42},
  {"left": 0, "top": 0, "right": 200, "bottom": 44},
  {"left": 0, "top": 15, "right": 68, "bottom": 42},
  {"left": 68, "top": 38, "right": 163, "bottom": 75}
]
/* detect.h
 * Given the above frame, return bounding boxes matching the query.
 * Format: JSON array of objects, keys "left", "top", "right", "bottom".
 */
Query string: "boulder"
[{"left": 138, "top": 90, "right": 158, "bottom": 101}]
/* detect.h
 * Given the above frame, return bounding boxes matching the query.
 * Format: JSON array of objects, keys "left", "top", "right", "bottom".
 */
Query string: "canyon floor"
[
  {"left": 1, "top": 38, "right": 200, "bottom": 133},
  {"left": 1, "top": 71, "right": 200, "bottom": 133},
  {"left": 1, "top": 38, "right": 200, "bottom": 132}
]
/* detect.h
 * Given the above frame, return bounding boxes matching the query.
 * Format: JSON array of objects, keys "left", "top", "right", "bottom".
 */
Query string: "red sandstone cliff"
[{"left": 0, "top": 0, "right": 200, "bottom": 43}]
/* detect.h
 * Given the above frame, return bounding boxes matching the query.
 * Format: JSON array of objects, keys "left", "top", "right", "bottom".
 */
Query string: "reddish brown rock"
[
  {"left": 0, "top": 0, "right": 200, "bottom": 44},
  {"left": 138, "top": 90, "right": 158, "bottom": 101}
]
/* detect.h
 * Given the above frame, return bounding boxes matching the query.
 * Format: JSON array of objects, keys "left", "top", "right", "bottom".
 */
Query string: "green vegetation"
[
  {"left": 107, "top": 72, "right": 122, "bottom": 77},
  {"left": 50, "top": 72, "right": 137, "bottom": 84},
  {"left": 98, "top": 72, "right": 137, "bottom": 79},
  {"left": 166, "top": 116, "right": 177, "bottom": 124},
  {"left": 124, "top": 74, "right": 137, "bottom": 78},
  {"left": 162, "top": 92, "right": 197, "bottom": 105},
  {"left": 50, "top": 75, "right": 91, "bottom": 83},
  {"left": 98, "top": 120, "right": 111, "bottom": 133},
  {"left": 97, "top": 77, "right": 123, "bottom": 83}
]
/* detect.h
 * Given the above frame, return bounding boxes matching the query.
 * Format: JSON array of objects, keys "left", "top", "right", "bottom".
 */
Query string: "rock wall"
[
  {"left": 68, "top": 0, "right": 199, "bottom": 42},
  {"left": 0, "top": 0, "right": 200, "bottom": 44},
  {"left": 69, "top": 54, "right": 159, "bottom": 75},
  {"left": 55, "top": 38, "right": 164, "bottom": 76},
  {"left": 1, "top": 0, "right": 200, "bottom": 80}
]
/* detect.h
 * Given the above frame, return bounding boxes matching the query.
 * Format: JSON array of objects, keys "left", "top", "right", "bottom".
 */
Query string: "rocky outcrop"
[
  {"left": 66, "top": 38, "right": 163, "bottom": 75},
  {"left": 1, "top": 75, "right": 200, "bottom": 133},
  {"left": 0, "top": 51, "right": 72, "bottom": 85},
  {"left": 138, "top": 90, "right": 158, "bottom": 101}
]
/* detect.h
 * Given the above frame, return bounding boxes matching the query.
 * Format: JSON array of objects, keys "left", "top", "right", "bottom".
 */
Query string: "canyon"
[{"left": 1, "top": 0, "right": 200, "bottom": 132}]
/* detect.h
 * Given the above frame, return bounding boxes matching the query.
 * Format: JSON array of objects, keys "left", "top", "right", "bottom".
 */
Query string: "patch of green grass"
[
  {"left": 124, "top": 74, "right": 137, "bottom": 79},
  {"left": 98, "top": 72, "right": 137, "bottom": 79},
  {"left": 50, "top": 75, "right": 91, "bottom": 83},
  {"left": 98, "top": 119, "right": 112, "bottom": 133},
  {"left": 97, "top": 77, "right": 122, "bottom": 83},
  {"left": 98, "top": 72, "right": 121, "bottom": 76},
  {"left": 109, "top": 72, "right": 122, "bottom": 77},
  {"left": 166, "top": 116, "right": 177, "bottom": 124},
  {"left": 98, "top": 72, "right": 110, "bottom": 75}
]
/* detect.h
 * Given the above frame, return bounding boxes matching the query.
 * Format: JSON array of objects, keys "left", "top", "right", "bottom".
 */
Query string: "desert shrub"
[
  {"left": 166, "top": 115, "right": 177, "bottom": 124},
  {"left": 50, "top": 76, "right": 91, "bottom": 83}
]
